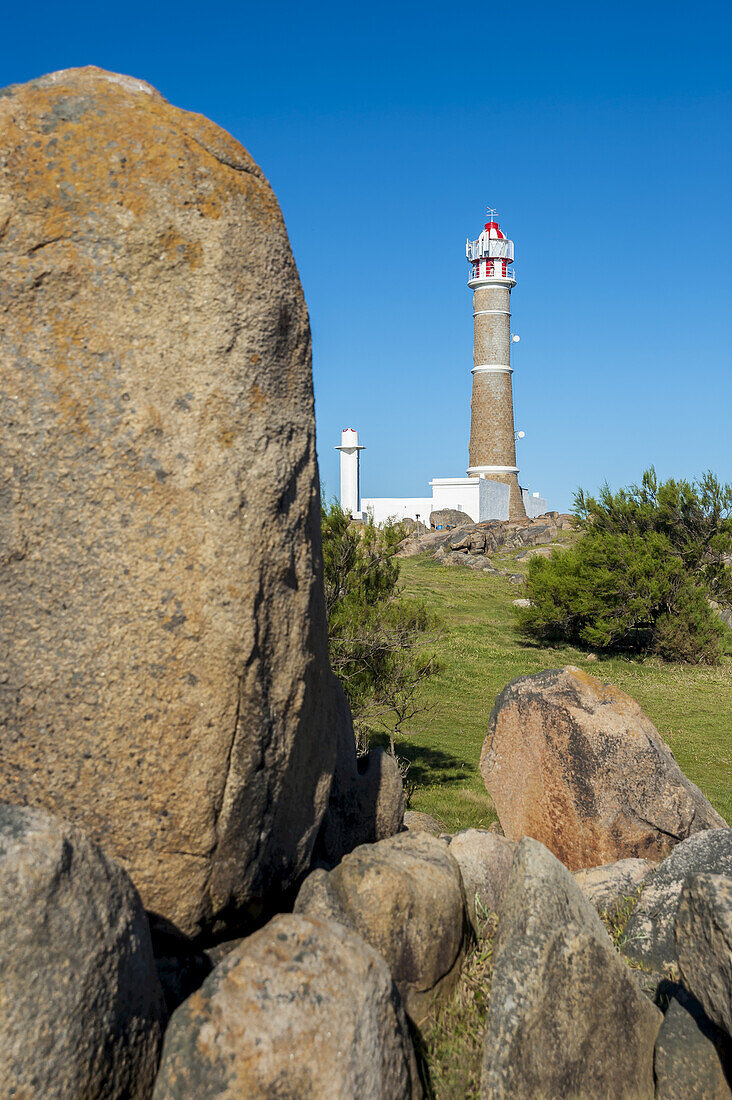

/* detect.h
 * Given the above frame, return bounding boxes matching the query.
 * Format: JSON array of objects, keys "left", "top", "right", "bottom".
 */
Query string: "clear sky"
[{"left": 3, "top": 1, "right": 730, "bottom": 511}]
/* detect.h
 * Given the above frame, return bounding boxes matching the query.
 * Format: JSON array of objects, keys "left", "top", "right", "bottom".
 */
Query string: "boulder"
[
  {"left": 573, "top": 857, "right": 655, "bottom": 921},
  {"left": 676, "top": 873, "right": 732, "bottom": 1037},
  {"left": 0, "top": 804, "right": 166, "bottom": 1099},
  {"left": 295, "top": 831, "right": 468, "bottom": 1020},
  {"left": 448, "top": 829, "right": 516, "bottom": 934},
  {"left": 403, "top": 810, "right": 443, "bottom": 836},
  {"left": 152, "top": 914, "right": 422, "bottom": 1100},
  {"left": 654, "top": 983, "right": 731, "bottom": 1100},
  {"left": 624, "top": 829, "right": 732, "bottom": 972},
  {"left": 481, "top": 838, "right": 662, "bottom": 1099},
  {"left": 480, "top": 667, "right": 725, "bottom": 871},
  {"left": 430, "top": 508, "right": 474, "bottom": 527},
  {"left": 315, "top": 688, "right": 404, "bottom": 864},
  {"left": 0, "top": 67, "right": 345, "bottom": 937}
]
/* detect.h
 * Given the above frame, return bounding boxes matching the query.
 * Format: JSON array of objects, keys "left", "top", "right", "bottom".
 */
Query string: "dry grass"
[{"left": 415, "top": 909, "right": 498, "bottom": 1099}]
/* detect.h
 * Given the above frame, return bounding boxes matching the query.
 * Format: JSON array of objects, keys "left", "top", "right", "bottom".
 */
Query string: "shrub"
[
  {"left": 517, "top": 469, "right": 732, "bottom": 664},
  {"left": 321, "top": 502, "right": 439, "bottom": 752}
]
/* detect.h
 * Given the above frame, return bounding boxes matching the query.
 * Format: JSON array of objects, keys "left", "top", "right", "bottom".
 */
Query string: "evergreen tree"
[{"left": 517, "top": 469, "right": 732, "bottom": 663}]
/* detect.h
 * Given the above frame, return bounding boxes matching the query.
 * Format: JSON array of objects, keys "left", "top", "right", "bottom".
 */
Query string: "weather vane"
[{"left": 486, "top": 205, "right": 498, "bottom": 220}]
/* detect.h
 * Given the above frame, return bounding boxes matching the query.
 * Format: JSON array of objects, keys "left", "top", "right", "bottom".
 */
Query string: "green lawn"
[{"left": 382, "top": 553, "right": 732, "bottom": 829}]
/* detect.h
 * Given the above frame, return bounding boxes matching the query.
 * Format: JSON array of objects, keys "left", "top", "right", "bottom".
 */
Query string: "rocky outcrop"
[
  {"left": 0, "top": 67, "right": 346, "bottom": 937},
  {"left": 480, "top": 667, "right": 725, "bottom": 871},
  {"left": 0, "top": 804, "right": 166, "bottom": 1099},
  {"left": 481, "top": 838, "right": 662, "bottom": 1099},
  {"left": 574, "top": 857, "right": 654, "bottom": 920},
  {"left": 295, "top": 831, "right": 468, "bottom": 1020},
  {"left": 153, "top": 914, "right": 422, "bottom": 1100},
  {"left": 397, "top": 515, "right": 564, "bottom": 560},
  {"left": 624, "top": 829, "right": 732, "bottom": 972},
  {"left": 676, "top": 873, "right": 732, "bottom": 1037},
  {"left": 448, "top": 829, "right": 516, "bottom": 934},
  {"left": 654, "top": 984, "right": 731, "bottom": 1100}
]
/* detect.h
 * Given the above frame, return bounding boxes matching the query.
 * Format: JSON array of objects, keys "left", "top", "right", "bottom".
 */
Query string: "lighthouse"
[
  {"left": 466, "top": 210, "right": 526, "bottom": 518},
  {"left": 335, "top": 428, "right": 365, "bottom": 518}
]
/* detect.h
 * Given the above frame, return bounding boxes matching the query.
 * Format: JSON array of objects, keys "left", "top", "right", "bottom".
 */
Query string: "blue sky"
[{"left": 3, "top": 1, "right": 730, "bottom": 511}]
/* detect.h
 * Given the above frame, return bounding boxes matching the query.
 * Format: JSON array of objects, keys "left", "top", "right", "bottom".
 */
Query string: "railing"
[{"left": 468, "top": 265, "right": 516, "bottom": 283}]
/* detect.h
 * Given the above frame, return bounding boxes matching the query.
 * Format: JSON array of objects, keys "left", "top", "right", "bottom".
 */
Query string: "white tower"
[{"left": 335, "top": 428, "right": 365, "bottom": 518}]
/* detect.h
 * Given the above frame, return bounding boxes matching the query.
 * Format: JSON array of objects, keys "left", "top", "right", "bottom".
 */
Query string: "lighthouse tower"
[
  {"left": 335, "top": 428, "right": 364, "bottom": 518},
  {"left": 466, "top": 211, "right": 526, "bottom": 518}
]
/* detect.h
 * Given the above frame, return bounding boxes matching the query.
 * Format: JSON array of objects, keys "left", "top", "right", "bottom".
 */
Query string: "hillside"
[{"left": 387, "top": 552, "right": 732, "bottom": 828}]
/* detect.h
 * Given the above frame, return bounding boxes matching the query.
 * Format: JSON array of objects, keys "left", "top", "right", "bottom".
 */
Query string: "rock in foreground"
[
  {"left": 481, "top": 837, "right": 662, "bottom": 1099},
  {"left": 676, "top": 873, "right": 732, "bottom": 1037},
  {"left": 153, "top": 914, "right": 421, "bottom": 1100},
  {"left": 448, "top": 829, "right": 516, "bottom": 935},
  {"left": 480, "top": 667, "right": 724, "bottom": 871},
  {"left": 0, "top": 66, "right": 343, "bottom": 936},
  {"left": 654, "top": 984, "right": 731, "bottom": 1100},
  {"left": 624, "top": 829, "right": 732, "bottom": 971},
  {"left": 295, "top": 831, "right": 467, "bottom": 1020},
  {"left": 574, "top": 857, "right": 654, "bottom": 920},
  {"left": 0, "top": 804, "right": 166, "bottom": 1099}
]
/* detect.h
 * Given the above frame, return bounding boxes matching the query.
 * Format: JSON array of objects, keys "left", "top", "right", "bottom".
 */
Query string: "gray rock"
[
  {"left": 153, "top": 914, "right": 422, "bottom": 1100},
  {"left": 0, "top": 66, "right": 346, "bottom": 938},
  {"left": 677, "top": 873, "right": 732, "bottom": 1037},
  {"left": 0, "top": 804, "right": 166, "bottom": 1099},
  {"left": 480, "top": 667, "right": 725, "bottom": 872},
  {"left": 625, "top": 829, "right": 732, "bottom": 971},
  {"left": 574, "top": 857, "right": 655, "bottom": 921},
  {"left": 316, "top": 688, "right": 404, "bottom": 864},
  {"left": 448, "top": 829, "right": 516, "bottom": 935},
  {"left": 654, "top": 984, "right": 731, "bottom": 1099},
  {"left": 430, "top": 508, "right": 474, "bottom": 527},
  {"left": 295, "top": 831, "right": 468, "bottom": 1020},
  {"left": 403, "top": 810, "right": 443, "bottom": 836},
  {"left": 480, "top": 838, "right": 662, "bottom": 1099}
]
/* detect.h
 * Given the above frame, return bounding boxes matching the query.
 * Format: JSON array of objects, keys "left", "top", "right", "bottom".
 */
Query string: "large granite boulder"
[
  {"left": 0, "top": 67, "right": 344, "bottom": 936},
  {"left": 295, "top": 831, "right": 468, "bottom": 1020},
  {"left": 481, "top": 838, "right": 662, "bottom": 1099},
  {"left": 480, "top": 667, "right": 724, "bottom": 871},
  {"left": 0, "top": 804, "right": 166, "bottom": 1099},
  {"left": 447, "top": 829, "right": 516, "bottom": 935},
  {"left": 676, "top": 873, "right": 732, "bottom": 1037},
  {"left": 153, "top": 914, "right": 422, "bottom": 1100},
  {"left": 624, "top": 829, "right": 732, "bottom": 972}
]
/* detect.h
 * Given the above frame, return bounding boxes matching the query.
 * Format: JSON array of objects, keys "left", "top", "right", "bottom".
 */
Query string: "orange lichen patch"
[
  {"left": 566, "top": 666, "right": 632, "bottom": 708},
  {"left": 156, "top": 228, "right": 203, "bottom": 270},
  {"left": 246, "top": 382, "right": 267, "bottom": 413}
]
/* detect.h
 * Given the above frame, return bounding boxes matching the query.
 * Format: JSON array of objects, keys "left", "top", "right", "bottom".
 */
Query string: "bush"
[
  {"left": 321, "top": 502, "right": 439, "bottom": 753},
  {"left": 517, "top": 469, "right": 732, "bottom": 664}
]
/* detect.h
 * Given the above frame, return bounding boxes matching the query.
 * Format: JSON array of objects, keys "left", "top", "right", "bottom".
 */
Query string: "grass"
[
  {"left": 383, "top": 551, "right": 732, "bottom": 828},
  {"left": 415, "top": 911, "right": 499, "bottom": 1099}
]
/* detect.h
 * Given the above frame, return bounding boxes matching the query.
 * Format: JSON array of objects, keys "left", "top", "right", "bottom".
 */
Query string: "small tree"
[
  {"left": 517, "top": 469, "right": 732, "bottom": 664},
  {"left": 321, "top": 501, "right": 439, "bottom": 752}
]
